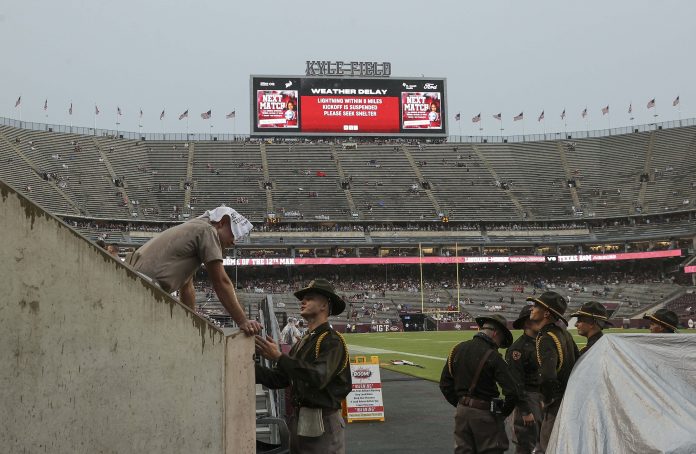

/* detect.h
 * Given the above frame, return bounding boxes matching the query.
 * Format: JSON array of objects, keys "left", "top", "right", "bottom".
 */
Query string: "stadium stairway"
[
  {"left": 637, "top": 131, "right": 656, "bottom": 211},
  {"left": 0, "top": 128, "right": 81, "bottom": 215},
  {"left": 259, "top": 142, "right": 274, "bottom": 214},
  {"left": 556, "top": 141, "right": 582, "bottom": 209},
  {"left": 183, "top": 142, "right": 195, "bottom": 211},
  {"left": 0, "top": 178, "right": 255, "bottom": 453},
  {"left": 91, "top": 136, "right": 133, "bottom": 214},
  {"left": 471, "top": 144, "right": 528, "bottom": 218},
  {"left": 330, "top": 144, "right": 359, "bottom": 217},
  {"left": 401, "top": 146, "right": 443, "bottom": 215}
]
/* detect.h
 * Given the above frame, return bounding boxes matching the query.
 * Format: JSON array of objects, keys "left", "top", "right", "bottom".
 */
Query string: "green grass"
[{"left": 344, "top": 329, "right": 648, "bottom": 382}]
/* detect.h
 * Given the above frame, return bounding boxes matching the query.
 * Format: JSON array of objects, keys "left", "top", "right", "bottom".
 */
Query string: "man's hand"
[
  {"left": 255, "top": 334, "right": 282, "bottom": 361},
  {"left": 521, "top": 413, "right": 535, "bottom": 426},
  {"left": 239, "top": 319, "right": 262, "bottom": 337}
]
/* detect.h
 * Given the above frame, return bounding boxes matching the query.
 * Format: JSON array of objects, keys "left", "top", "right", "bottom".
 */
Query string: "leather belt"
[{"left": 459, "top": 396, "right": 490, "bottom": 411}]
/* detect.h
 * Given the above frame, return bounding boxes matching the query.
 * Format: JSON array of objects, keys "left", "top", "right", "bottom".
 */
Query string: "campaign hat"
[
  {"left": 570, "top": 301, "right": 614, "bottom": 327},
  {"left": 475, "top": 314, "right": 513, "bottom": 348},
  {"left": 643, "top": 308, "right": 679, "bottom": 332},
  {"left": 512, "top": 304, "right": 534, "bottom": 330},
  {"left": 527, "top": 291, "right": 568, "bottom": 325},
  {"left": 294, "top": 279, "right": 346, "bottom": 316}
]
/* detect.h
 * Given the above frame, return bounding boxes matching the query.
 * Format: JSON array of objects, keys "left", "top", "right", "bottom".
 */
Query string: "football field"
[{"left": 343, "top": 329, "right": 647, "bottom": 382}]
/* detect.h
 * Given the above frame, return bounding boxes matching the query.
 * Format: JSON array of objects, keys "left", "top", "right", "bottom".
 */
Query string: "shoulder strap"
[
  {"left": 315, "top": 330, "right": 350, "bottom": 374},
  {"left": 469, "top": 348, "right": 494, "bottom": 394}
]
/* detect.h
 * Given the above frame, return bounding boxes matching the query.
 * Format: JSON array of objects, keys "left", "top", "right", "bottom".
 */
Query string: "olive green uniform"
[{"left": 256, "top": 322, "right": 351, "bottom": 454}]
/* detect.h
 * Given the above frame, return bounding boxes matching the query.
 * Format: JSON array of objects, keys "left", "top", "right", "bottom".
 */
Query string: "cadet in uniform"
[
  {"left": 255, "top": 279, "right": 352, "bottom": 454},
  {"left": 506, "top": 305, "right": 542, "bottom": 454},
  {"left": 440, "top": 314, "right": 524, "bottom": 454},
  {"left": 570, "top": 301, "right": 613, "bottom": 356},
  {"left": 528, "top": 291, "right": 579, "bottom": 452},
  {"left": 643, "top": 308, "right": 679, "bottom": 333}
]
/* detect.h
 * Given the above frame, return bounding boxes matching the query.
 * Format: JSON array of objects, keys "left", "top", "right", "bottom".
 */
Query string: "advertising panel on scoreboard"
[
  {"left": 250, "top": 75, "right": 446, "bottom": 137},
  {"left": 256, "top": 90, "right": 299, "bottom": 129},
  {"left": 401, "top": 92, "right": 442, "bottom": 129}
]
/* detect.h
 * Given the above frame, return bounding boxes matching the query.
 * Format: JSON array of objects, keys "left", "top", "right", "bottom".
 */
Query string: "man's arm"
[
  {"left": 207, "top": 260, "right": 261, "bottom": 336},
  {"left": 179, "top": 278, "right": 196, "bottom": 310},
  {"left": 537, "top": 335, "right": 560, "bottom": 403},
  {"left": 439, "top": 345, "right": 459, "bottom": 407}
]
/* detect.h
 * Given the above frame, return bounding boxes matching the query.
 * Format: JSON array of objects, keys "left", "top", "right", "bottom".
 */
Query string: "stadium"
[{"left": 3, "top": 2, "right": 696, "bottom": 453}]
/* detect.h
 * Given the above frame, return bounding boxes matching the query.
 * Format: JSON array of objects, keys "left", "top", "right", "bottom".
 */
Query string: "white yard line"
[{"left": 347, "top": 344, "right": 446, "bottom": 361}]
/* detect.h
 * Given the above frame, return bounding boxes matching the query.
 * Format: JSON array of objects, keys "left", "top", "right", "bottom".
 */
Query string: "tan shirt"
[{"left": 127, "top": 219, "right": 223, "bottom": 293}]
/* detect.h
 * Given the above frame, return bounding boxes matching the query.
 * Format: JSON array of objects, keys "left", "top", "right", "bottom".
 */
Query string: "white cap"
[{"left": 198, "top": 206, "right": 253, "bottom": 240}]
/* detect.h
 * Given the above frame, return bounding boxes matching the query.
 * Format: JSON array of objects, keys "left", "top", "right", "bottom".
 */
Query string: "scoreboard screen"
[{"left": 250, "top": 75, "right": 447, "bottom": 137}]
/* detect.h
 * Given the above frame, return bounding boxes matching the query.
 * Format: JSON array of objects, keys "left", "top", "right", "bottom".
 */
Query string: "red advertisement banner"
[
  {"left": 300, "top": 95, "right": 399, "bottom": 133},
  {"left": 256, "top": 90, "right": 298, "bottom": 128},
  {"left": 401, "top": 91, "right": 442, "bottom": 129},
  {"left": 685, "top": 265, "right": 696, "bottom": 274}
]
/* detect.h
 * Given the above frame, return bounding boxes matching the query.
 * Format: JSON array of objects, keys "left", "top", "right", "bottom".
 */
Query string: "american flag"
[
  {"left": 201, "top": 110, "right": 212, "bottom": 120},
  {"left": 472, "top": 113, "right": 481, "bottom": 123},
  {"left": 455, "top": 113, "right": 461, "bottom": 121},
  {"left": 95, "top": 105, "right": 100, "bottom": 115},
  {"left": 581, "top": 108, "right": 587, "bottom": 118},
  {"left": 117, "top": 107, "right": 122, "bottom": 116},
  {"left": 179, "top": 109, "right": 189, "bottom": 120},
  {"left": 69, "top": 103, "right": 73, "bottom": 115},
  {"left": 513, "top": 112, "right": 523, "bottom": 121},
  {"left": 43, "top": 99, "right": 48, "bottom": 111},
  {"left": 601, "top": 105, "right": 609, "bottom": 115},
  {"left": 538, "top": 110, "right": 544, "bottom": 122},
  {"left": 560, "top": 109, "right": 566, "bottom": 120},
  {"left": 226, "top": 111, "right": 236, "bottom": 119},
  {"left": 647, "top": 98, "right": 655, "bottom": 109},
  {"left": 160, "top": 110, "right": 165, "bottom": 120},
  {"left": 15, "top": 96, "right": 21, "bottom": 108},
  {"left": 493, "top": 113, "right": 502, "bottom": 121},
  {"left": 673, "top": 96, "right": 680, "bottom": 107},
  {"left": 628, "top": 103, "right": 632, "bottom": 114}
]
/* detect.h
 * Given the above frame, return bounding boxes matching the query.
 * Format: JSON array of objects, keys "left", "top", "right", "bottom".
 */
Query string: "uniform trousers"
[
  {"left": 510, "top": 391, "right": 543, "bottom": 454},
  {"left": 454, "top": 404, "right": 508, "bottom": 454},
  {"left": 539, "top": 399, "right": 562, "bottom": 453},
  {"left": 288, "top": 408, "right": 345, "bottom": 454}
]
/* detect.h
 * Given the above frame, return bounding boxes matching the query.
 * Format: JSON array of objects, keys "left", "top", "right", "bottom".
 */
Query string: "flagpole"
[
  {"left": 522, "top": 117, "right": 525, "bottom": 136},
  {"left": 607, "top": 110, "right": 611, "bottom": 132},
  {"left": 455, "top": 242, "right": 460, "bottom": 313},
  {"left": 186, "top": 115, "right": 189, "bottom": 138},
  {"left": 94, "top": 106, "right": 97, "bottom": 135},
  {"left": 676, "top": 98, "right": 681, "bottom": 123},
  {"left": 419, "top": 242, "right": 424, "bottom": 317},
  {"left": 458, "top": 116, "right": 462, "bottom": 138}
]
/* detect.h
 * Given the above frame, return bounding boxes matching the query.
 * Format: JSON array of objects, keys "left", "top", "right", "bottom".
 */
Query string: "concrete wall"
[{"left": 0, "top": 180, "right": 254, "bottom": 453}]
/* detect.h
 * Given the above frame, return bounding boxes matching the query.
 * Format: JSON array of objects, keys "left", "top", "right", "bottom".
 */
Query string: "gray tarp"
[{"left": 548, "top": 334, "right": 696, "bottom": 454}]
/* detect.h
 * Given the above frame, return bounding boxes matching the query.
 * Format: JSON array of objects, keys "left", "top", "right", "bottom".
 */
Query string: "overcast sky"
[{"left": 1, "top": 0, "right": 694, "bottom": 136}]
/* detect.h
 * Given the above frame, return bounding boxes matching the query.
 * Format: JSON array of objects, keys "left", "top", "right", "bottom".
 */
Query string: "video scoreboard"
[{"left": 250, "top": 75, "right": 447, "bottom": 137}]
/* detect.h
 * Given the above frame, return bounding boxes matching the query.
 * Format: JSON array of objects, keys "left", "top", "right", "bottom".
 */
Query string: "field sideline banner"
[
  {"left": 223, "top": 249, "right": 682, "bottom": 266},
  {"left": 346, "top": 356, "right": 385, "bottom": 423}
]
